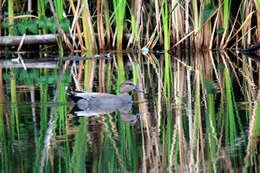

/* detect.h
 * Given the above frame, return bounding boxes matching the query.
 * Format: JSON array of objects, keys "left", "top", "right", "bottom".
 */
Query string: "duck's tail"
[
  {"left": 68, "top": 105, "right": 82, "bottom": 117},
  {"left": 67, "top": 91, "right": 83, "bottom": 103}
]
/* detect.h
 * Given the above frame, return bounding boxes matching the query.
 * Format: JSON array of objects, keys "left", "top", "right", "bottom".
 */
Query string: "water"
[{"left": 0, "top": 51, "right": 259, "bottom": 173}]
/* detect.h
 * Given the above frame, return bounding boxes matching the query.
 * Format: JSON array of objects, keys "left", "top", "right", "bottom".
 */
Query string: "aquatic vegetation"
[{"left": 0, "top": 1, "right": 259, "bottom": 50}]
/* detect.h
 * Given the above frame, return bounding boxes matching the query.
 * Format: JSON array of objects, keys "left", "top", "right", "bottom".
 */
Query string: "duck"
[{"left": 68, "top": 80, "right": 144, "bottom": 121}]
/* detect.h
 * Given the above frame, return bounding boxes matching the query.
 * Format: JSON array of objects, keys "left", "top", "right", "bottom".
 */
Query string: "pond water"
[{"left": 0, "top": 50, "right": 259, "bottom": 173}]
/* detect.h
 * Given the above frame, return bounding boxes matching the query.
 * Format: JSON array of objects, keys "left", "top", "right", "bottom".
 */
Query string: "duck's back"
[{"left": 70, "top": 91, "right": 132, "bottom": 113}]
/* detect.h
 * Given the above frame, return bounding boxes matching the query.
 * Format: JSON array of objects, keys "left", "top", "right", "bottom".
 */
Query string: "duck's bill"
[{"left": 134, "top": 87, "right": 144, "bottom": 93}]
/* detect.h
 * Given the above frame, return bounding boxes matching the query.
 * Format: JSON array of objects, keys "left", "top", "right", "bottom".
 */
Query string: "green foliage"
[
  {"left": 216, "top": 28, "right": 225, "bottom": 34},
  {"left": 60, "top": 18, "right": 70, "bottom": 33},
  {"left": 205, "top": 79, "right": 218, "bottom": 94},
  {"left": 2, "top": 15, "right": 70, "bottom": 35},
  {"left": 37, "top": 16, "right": 49, "bottom": 30},
  {"left": 45, "top": 17, "right": 57, "bottom": 33},
  {"left": 4, "top": 69, "right": 71, "bottom": 86},
  {"left": 19, "top": 69, "right": 40, "bottom": 85},
  {"left": 204, "top": 4, "right": 216, "bottom": 22},
  {"left": 217, "top": 64, "right": 225, "bottom": 69}
]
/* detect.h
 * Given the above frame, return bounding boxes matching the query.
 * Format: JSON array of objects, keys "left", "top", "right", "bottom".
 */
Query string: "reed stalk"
[
  {"left": 224, "top": 67, "right": 239, "bottom": 167},
  {"left": 0, "top": 104, "right": 7, "bottom": 172},
  {"left": 82, "top": 0, "right": 96, "bottom": 90},
  {"left": 69, "top": 0, "right": 85, "bottom": 53},
  {"left": 82, "top": 0, "right": 96, "bottom": 52},
  {"left": 37, "top": 0, "right": 46, "bottom": 33},
  {"left": 116, "top": 54, "right": 127, "bottom": 171},
  {"left": 104, "top": 0, "right": 111, "bottom": 47},
  {"left": 34, "top": 73, "right": 49, "bottom": 170},
  {"left": 203, "top": 0, "right": 212, "bottom": 48},
  {"left": 70, "top": 118, "right": 88, "bottom": 173},
  {"left": 116, "top": 54, "right": 126, "bottom": 91},
  {"left": 220, "top": 0, "right": 231, "bottom": 47},
  {"left": 11, "top": 70, "right": 20, "bottom": 140},
  {"left": 192, "top": 0, "right": 201, "bottom": 48},
  {"left": 113, "top": 0, "right": 126, "bottom": 50},
  {"left": 97, "top": 0, "right": 106, "bottom": 49},
  {"left": 8, "top": 0, "right": 14, "bottom": 36},
  {"left": 253, "top": 91, "right": 260, "bottom": 137},
  {"left": 0, "top": 69, "right": 7, "bottom": 172},
  {"left": 162, "top": 0, "right": 172, "bottom": 103},
  {"left": 171, "top": 0, "right": 184, "bottom": 43},
  {"left": 54, "top": 0, "right": 63, "bottom": 20},
  {"left": 162, "top": 0, "right": 170, "bottom": 51},
  {"left": 127, "top": 0, "right": 142, "bottom": 49}
]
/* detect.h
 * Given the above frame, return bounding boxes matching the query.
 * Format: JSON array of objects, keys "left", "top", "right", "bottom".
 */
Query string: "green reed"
[
  {"left": 224, "top": 67, "right": 245, "bottom": 167},
  {"left": 54, "top": 0, "right": 64, "bottom": 52},
  {"left": 116, "top": 56, "right": 127, "bottom": 172},
  {"left": 37, "top": 0, "right": 47, "bottom": 35},
  {"left": 113, "top": 0, "right": 126, "bottom": 50},
  {"left": 203, "top": 0, "right": 213, "bottom": 48},
  {"left": 11, "top": 70, "right": 20, "bottom": 140},
  {"left": 129, "top": 57, "right": 140, "bottom": 172},
  {"left": 193, "top": 69, "right": 201, "bottom": 157},
  {"left": 57, "top": 81, "right": 70, "bottom": 172},
  {"left": 202, "top": 71, "right": 219, "bottom": 172},
  {"left": 82, "top": 0, "right": 96, "bottom": 53},
  {"left": 98, "top": 120, "right": 116, "bottom": 172},
  {"left": 117, "top": 55, "right": 126, "bottom": 91},
  {"left": 34, "top": 73, "right": 49, "bottom": 171},
  {"left": 71, "top": 118, "right": 88, "bottom": 173},
  {"left": 104, "top": 0, "right": 111, "bottom": 47},
  {"left": 54, "top": 0, "right": 63, "bottom": 20},
  {"left": 222, "top": 0, "right": 231, "bottom": 37},
  {"left": 161, "top": 0, "right": 172, "bottom": 109},
  {"left": 0, "top": 101, "right": 7, "bottom": 172},
  {"left": 207, "top": 92, "right": 218, "bottom": 170},
  {"left": 8, "top": 0, "right": 14, "bottom": 36}
]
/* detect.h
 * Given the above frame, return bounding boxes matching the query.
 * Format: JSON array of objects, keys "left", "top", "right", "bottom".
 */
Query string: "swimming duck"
[{"left": 68, "top": 80, "right": 144, "bottom": 120}]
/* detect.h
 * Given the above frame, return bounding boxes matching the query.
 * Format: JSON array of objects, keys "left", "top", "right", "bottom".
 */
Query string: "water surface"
[{"left": 0, "top": 50, "right": 259, "bottom": 172}]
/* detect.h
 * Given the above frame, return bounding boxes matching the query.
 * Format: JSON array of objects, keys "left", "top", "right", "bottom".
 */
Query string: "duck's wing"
[
  {"left": 70, "top": 91, "right": 115, "bottom": 99},
  {"left": 69, "top": 105, "right": 103, "bottom": 117}
]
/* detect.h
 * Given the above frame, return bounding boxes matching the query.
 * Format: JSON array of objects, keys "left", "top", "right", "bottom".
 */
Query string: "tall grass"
[
  {"left": 82, "top": 0, "right": 96, "bottom": 53},
  {"left": 113, "top": 0, "right": 126, "bottom": 50},
  {"left": 1, "top": 0, "right": 260, "bottom": 49},
  {"left": 8, "top": 0, "right": 14, "bottom": 36}
]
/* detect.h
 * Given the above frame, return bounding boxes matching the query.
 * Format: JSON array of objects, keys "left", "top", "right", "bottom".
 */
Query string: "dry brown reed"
[{"left": 2, "top": 1, "right": 260, "bottom": 50}]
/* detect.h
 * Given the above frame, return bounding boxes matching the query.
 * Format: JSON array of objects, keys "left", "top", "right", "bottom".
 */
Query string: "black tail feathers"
[{"left": 67, "top": 91, "right": 83, "bottom": 103}]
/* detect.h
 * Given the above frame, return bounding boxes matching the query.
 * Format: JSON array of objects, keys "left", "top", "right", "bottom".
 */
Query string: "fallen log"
[
  {"left": 0, "top": 33, "right": 132, "bottom": 47},
  {"left": 0, "top": 34, "right": 57, "bottom": 46}
]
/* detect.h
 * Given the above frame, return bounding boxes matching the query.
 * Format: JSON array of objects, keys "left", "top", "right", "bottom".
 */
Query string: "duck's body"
[
  {"left": 68, "top": 80, "right": 143, "bottom": 117},
  {"left": 70, "top": 92, "right": 132, "bottom": 114}
]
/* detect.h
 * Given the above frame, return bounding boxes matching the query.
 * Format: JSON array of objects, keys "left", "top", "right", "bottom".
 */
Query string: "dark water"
[{"left": 0, "top": 51, "right": 259, "bottom": 173}]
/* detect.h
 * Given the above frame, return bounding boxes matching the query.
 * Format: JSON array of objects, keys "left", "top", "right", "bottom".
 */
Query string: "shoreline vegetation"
[{"left": 0, "top": 0, "right": 260, "bottom": 51}]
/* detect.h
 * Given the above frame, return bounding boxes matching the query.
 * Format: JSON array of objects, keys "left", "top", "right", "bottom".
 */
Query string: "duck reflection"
[{"left": 68, "top": 80, "right": 144, "bottom": 125}]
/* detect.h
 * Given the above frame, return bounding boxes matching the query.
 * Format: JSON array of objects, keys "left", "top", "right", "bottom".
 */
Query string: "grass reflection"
[{"left": 0, "top": 51, "right": 259, "bottom": 172}]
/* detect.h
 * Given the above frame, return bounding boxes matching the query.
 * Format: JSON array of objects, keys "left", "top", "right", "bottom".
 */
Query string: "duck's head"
[{"left": 119, "top": 80, "right": 144, "bottom": 94}]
